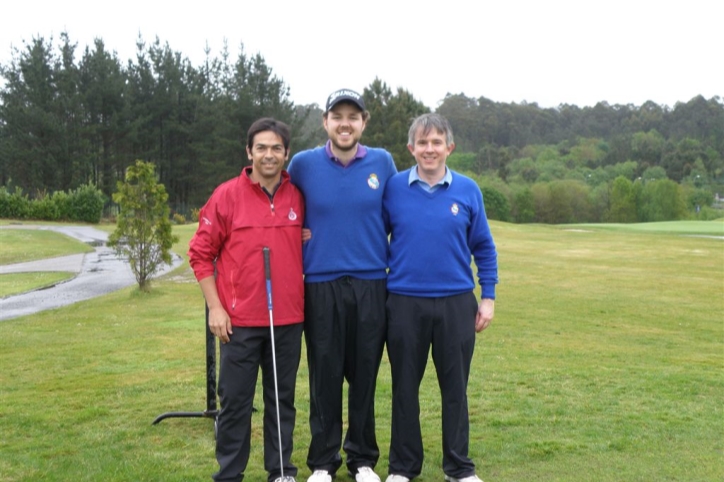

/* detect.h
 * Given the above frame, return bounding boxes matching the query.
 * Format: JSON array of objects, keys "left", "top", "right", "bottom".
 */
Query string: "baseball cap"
[{"left": 325, "top": 88, "right": 365, "bottom": 112}]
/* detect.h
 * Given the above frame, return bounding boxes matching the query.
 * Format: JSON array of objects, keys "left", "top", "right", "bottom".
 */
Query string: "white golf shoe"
[
  {"left": 384, "top": 475, "right": 410, "bottom": 482},
  {"left": 354, "top": 466, "right": 381, "bottom": 482},
  {"left": 444, "top": 475, "right": 483, "bottom": 482},
  {"left": 307, "top": 469, "right": 332, "bottom": 482}
]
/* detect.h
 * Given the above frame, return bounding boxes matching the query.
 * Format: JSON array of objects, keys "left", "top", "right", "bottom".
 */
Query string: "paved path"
[{"left": 0, "top": 225, "right": 183, "bottom": 321}]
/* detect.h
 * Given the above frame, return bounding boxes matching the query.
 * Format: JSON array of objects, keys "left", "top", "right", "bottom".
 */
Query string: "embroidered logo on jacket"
[
  {"left": 288, "top": 208, "right": 297, "bottom": 221},
  {"left": 367, "top": 173, "right": 380, "bottom": 190},
  {"left": 450, "top": 203, "right": 459, "bottom": 216}
]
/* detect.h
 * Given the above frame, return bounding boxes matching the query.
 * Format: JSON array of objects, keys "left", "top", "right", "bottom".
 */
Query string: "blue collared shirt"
[{"left": 408, "top": 166, "right": 452, "bottom": 193}]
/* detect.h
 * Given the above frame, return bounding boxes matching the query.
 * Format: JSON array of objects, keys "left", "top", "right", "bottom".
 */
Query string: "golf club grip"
[
  {"left": 263, "top": 247, "right": 271, "bottom": 281},
  {"left": 263, "top": 247, "right": 273, "bottom": 310}
]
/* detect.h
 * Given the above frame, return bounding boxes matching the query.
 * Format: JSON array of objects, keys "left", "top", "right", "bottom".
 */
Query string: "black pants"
[
  {"left": 213, "top": 323, "right": 303, "bottom": 482},
  {"left": 304, "top": 277, "right": 387, "bottom": 475},
  {"left": 386, "top": 292, "right": 479, "bottom": 480}
]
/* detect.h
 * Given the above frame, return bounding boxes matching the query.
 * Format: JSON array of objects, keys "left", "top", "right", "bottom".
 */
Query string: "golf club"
[{"left": 263, "top": 247, "right": 287, "bottom": 481}]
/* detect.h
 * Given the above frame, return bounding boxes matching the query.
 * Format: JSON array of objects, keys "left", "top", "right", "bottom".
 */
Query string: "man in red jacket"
[{"left": 188, "top": 118, "right": 305, "bottom": 482}]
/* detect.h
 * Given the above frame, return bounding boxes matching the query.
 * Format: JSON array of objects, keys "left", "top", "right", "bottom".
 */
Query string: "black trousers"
[
  {"left": 304, "top": 277, "right": 387, "bottom": 475},
  {"left": 386, "top": 292, "right": 479, "bottom": 480},
  {"left": 213, "top": 323, "right": 303, "bottom": 482}
]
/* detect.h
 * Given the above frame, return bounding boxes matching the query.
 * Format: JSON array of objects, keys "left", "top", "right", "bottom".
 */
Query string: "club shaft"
[{"left": 263, "top": 247, "right": 285, "bottom": 478}]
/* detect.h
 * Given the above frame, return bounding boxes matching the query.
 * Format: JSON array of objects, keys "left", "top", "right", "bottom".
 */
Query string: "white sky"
[{"left": 1, "top": 0, "right": 721, "bottom": 110}]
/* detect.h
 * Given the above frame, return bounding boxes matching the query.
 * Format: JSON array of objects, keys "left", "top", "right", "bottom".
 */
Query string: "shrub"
[
  {"left": 29, "top": 193, "right": 60, "bottom": 221},
  {"left": 481, "top": 186, "right": 511, "bottom": 222},
  {"left": 108, "top": 160, "right": 178, "bottom": 291},
  {"left": 511, "top": 187, "right": 535, "bottom": 223},
  {"left": 0, "top": 187, "right": 30, "bottom": 219},
  {"left": 190, "top": 208, "right": 200, "bottom": 223},
  {"left": 51, "top": 190, "right": 72, "bottom": 220},
  {"left": 68, "top": 183, "right": 105, "bottom": 223}
]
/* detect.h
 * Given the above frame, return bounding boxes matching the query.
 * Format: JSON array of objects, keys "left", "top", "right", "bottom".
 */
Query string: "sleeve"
[
  {"left": 188, "top": 190, "right": 227, "bottom": 281},
  {"left": 468, "top": 182, "right": 498, "bottom": 299}
]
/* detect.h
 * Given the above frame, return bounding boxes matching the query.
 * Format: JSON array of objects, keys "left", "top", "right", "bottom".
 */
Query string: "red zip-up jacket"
[{"left": 188, "top": 167, "right": 304, "bottom": 327}]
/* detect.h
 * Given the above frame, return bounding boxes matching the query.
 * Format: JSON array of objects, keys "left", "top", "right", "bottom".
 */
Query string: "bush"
[
  {"left": 0, "top": 187, "right": 30, "bottom": 219},
  {"left": 172, "top": 213, "right": 186, "bottom": 225},
  {"left": 511, "top": 187, "right": 535, "bottom": 223},
  {"left": 29, "top": 193, "right": 60, "bottom": 221},
  {"left": 481, "top": 186, "right": 511, "bottom": 222},
  {"left": 692, "top": 205, "right": 722, "bottom": 221},
  {"left": 0, "top": 184, "right": 105, "bottom": 222},
  {"left": 108, "top": 160, "right": 178, "bottom": 291},
  {"left": 68, "top": 184, "right": 105, "bottom": 223},
  {"left": 51, "top": 191, "right": 72, "bottom": 220}
]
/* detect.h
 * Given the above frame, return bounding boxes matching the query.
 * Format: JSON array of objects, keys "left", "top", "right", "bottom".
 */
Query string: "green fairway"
[
  {"left": 566, "top": 219, "right": 724, "bottom": 236},
  {"left": 0, "top": 227, "right": 93, "bottom": 265},
  {"left": 0, "top": 222, "right": 721, "bottom": 481}
]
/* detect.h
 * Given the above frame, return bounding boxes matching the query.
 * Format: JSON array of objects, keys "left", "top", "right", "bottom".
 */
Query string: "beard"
[{"left": 330, "top": 134, "right": 359, "bottom": 154}]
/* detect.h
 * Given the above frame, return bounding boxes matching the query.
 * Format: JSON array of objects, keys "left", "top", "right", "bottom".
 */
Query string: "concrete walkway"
[{"left": 0, "top": 225, "right": 183, "bottom": 321}]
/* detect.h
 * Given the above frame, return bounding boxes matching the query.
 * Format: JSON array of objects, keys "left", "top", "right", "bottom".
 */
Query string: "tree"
[
  {"left": 510, "top": 187, "right": 534, "bottom": 223},
  {"left": 637, "top": 179, "right": 687, "bottom": 222},
  {"left": 608, "top": 176, "right": 637, "bottom": 222},
  {"left": 79, "top": 39, "right": 128, "bottom": 198},
  {"left": 0, "top": 36, "right": 63, "bottom": 192},
  {"left": 108, "top": 160, "right": 178, "bottom": 291},
  {"left": 480, "top": 185, "right": 511, "bottom": 222},
  {"left": 362, "top": 78, "right": 429, "bottom": 170}
]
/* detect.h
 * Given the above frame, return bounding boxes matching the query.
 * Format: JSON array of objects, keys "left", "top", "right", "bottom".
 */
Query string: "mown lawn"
[
  {"left": 0, "top": 221, "right": 721, "bottom": 481},
  {"left": 0, "top": 227, "right": 93, "bottom": 265}
]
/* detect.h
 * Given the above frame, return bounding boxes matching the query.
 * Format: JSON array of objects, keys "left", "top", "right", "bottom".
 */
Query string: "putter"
[{"left": 263, "top": 247, "right": 287, "bottom": 481}]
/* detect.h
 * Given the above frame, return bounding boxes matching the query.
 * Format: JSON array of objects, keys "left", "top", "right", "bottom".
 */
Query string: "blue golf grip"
[{"left": 263, "top": 247, "right": 272, "bottom": 310}]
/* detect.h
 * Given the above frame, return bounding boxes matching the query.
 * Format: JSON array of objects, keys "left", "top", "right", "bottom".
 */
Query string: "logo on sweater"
[
  {"left": 451, "top": 203, "right": 459, "bottom": 216},
  {"left": 367, "top": 173, "right": 380, "bottom": 190},
  {"left": 288, "top": 208, "right": 297, "bottom": 221}
]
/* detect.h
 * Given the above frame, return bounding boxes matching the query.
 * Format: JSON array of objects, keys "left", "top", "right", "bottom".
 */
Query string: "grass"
[
  {"left": 0, "top": 221, "right": 722, "bottom": 481},
  {"left": 566, "top": 219, "right": 724, "bottom": 236},
  {"left": 0, "top": 227, "right": 93, "bottom": 264},
  {"left": 0, "top": 271, "right": 76, "bottom": 297}
]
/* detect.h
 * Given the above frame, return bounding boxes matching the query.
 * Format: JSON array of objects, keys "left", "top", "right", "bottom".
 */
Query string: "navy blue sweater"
[{"left": 383, "top": 168, "right": 498, "bottom": 298}]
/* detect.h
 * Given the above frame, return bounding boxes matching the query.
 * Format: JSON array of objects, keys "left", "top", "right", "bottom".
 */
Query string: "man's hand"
[
  {"left": 208, "top": 305, "right": 233, "bottom": 343},
  {"left": 302, "top": 228, "right": 312, "bottom": 243},
  {"left": 475, "top": 298, "right": 495, "bottom": 332}
]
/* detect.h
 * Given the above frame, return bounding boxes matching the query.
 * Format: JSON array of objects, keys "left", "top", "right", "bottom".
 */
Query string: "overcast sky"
[{"left": 1, "top": 0, "right": 721, "bottom": 110}]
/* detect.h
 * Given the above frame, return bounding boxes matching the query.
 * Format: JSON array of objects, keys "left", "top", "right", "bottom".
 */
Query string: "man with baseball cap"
[{"left": 287, "top": 88, "right": 397, "bottom": 482}]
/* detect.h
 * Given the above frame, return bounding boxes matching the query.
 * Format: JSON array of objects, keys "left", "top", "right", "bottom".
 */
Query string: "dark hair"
[{"left": 246, "top": 118, "right": 291, "bottom": 153}]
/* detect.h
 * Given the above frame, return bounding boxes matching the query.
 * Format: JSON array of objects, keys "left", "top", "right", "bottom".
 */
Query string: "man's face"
[
  {"left": 246, "top": 130, "right": 288, "bottom": 182},
  {"left": 323, "top": 102, "right": 367, "bottom": 153},
  {"left": 408, "top": 127, "right": 455, "bottom": 180}
]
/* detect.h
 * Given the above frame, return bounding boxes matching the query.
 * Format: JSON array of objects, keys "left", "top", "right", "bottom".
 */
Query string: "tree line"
[{"left": 1, "top": 33, "right": 721, "bottom": 223}]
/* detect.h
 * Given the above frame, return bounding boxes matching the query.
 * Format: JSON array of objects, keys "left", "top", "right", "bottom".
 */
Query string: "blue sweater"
[
  {"left": 383, "top": 168, "right": 498, "bottom": 298},
  {"left": 288, "top": 144, "right": 397, "bottom": 282}
]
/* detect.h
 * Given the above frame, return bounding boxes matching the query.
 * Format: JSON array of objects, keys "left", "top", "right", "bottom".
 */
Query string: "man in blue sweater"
[
  {"left": 287, "top": 89, "right": 397, "bottom": 482},
  {"left": 382, "top": 113, "right": 498, "bottom": 482}
]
